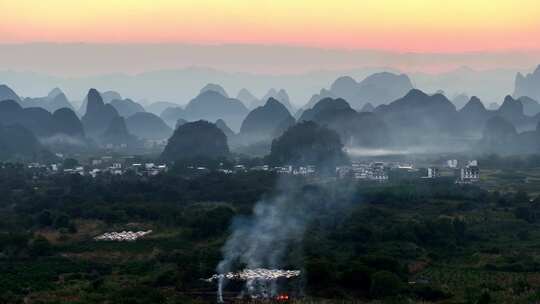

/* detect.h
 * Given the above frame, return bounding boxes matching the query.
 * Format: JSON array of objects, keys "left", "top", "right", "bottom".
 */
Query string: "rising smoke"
[{"left": 214, "top": 176, "right": 357, "bottom": 301}]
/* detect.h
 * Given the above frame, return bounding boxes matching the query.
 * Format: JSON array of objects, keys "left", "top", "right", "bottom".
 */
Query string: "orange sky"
[{"left": 1, "top": 0, "right": 540, "bottom": 52}]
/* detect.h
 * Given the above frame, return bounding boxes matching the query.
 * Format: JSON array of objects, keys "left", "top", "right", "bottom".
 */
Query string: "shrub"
[{"left": 369, "top": 271, "right": 404, "bottom": 298}]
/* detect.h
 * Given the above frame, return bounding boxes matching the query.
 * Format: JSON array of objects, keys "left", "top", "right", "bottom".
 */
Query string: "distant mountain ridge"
[
  {"left": 514, "top": 65, "right": 540, "bottom": 101},
  {"left": 0, "top": 84, "right": 21, "bottom": 103},
  {"left": 125, "top": 112, "right": 172, "bottom": 140},
  {"left": 300, "top": 97, "right": 390, "bottom": 147},
  {"left": 215, "top": 119, "right": 235, "bottom": 138},
  {"left": 239, "top": 98, "right": 295, "bottom": 144},
  {"left": 101, "top": 116, "right": 137, "bottom": 147},
  {"left": 183, "top": 89, "right": 248, "bottom": 131},
  {"left": 329, "top": 72, "right": 414, "bottom": 109},
  {"left": 110, "top": 98, "right": 146, "bottom": 117},
  {"left": 81, "top": 89, "right": 120, "bottom": 137},
  {"left": 79, "top": 90, "right": 122, "bottom": 114},
  {"left": 0, "top": 99, "right": 82, "bottom": 138},
  {"left": 20, "top": 88, "right": 74, "bottom": 112}
]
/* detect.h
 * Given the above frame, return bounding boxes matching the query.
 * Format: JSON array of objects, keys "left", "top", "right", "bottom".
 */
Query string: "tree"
[
  {"left": 37, "top": 210, "right": 53, "bottom": 227},
  {"left": 29, "top": 236, "right": 52, "bottom": 257},
  {"left": 340, "top": 263, "right": 372, "bottom": 294},
  {"left": 369, "top": 271, "right": 403, "bottom": 298}
]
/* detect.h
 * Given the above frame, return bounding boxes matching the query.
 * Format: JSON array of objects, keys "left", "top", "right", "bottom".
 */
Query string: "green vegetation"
[{"left": 2, "top": 159, "right": 540, "bottom": 303}]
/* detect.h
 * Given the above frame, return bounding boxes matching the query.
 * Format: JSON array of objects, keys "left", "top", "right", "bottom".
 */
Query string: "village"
[{"left": 22, "top": 155, "right": 480, "bottom": 184}]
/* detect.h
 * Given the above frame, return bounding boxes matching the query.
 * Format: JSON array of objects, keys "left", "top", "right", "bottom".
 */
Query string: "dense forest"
[{"left": 1, "top": 160, "right": 540, "bottom": 304}]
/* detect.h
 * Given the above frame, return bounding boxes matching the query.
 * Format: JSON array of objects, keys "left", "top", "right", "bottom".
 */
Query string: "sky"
[{"left": 2, "top": 0, "right": 540, "bottom": 52}]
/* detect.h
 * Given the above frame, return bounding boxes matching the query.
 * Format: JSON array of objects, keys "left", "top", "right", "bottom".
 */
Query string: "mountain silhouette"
[
  {"left": 215, "top": 119, "right": 235, "bottom": 139},
  {"left": 47, "top": 87, "right": 63, "bottom": 99},
  {"left": 457, "top": 96, "right": 493, "bottom": 135},
  {"left": 267, "top": 121, "right": 348, "bottom": 171},
  {"left": 161, "top": 120, "right": 230, "bottom": 161},
  {"left": 101, "top": 116, "right": 137, "bottom": 147},
  {"left": 183, "top": 90, "right": 248, "bottom": 131},
  {"left": 146, "top": 101, "right": 181, "bottom": 116},
  {"left": 374, "top": 89, "right": 458, "bottom": 144},
  {"left": 0, "top": 84, "right": 21, "bottom": 103},
  {"left": 20, "top": 88, "right": 73, "bottom": 112},
  {"left": 480, "top": 116, "right": 518, "bottom": 153},
  {"left": 451, "top": 93, "right": 470, "bottom": 110},
  {"left": 299, "top": 97, "right": 352, "bottom": 122},
  {"left": 239, "top": 98, "right": 295, "bottom": 143},
  {"left": 81, "top": 89, "right": 120, "bottom": 137},
  {"left": 330, "top": 72, "right": 414, "bottom": 109},
  {"left": 52, "top": 108, "right": 85, "bottom": 137},
  {"left": 262, "top": 88, "right": 294, "bottom": 112},
  {"left": 360, "top": 102, "right": 374, "bottom": 112},
  {"left": 79, "top": 90, "right": 122, "bottom": 114},
  {"left": 200, "top": 83, "right": 229, "bottom": 97},
  {"left": 0, "top": 99, "right": 84, "bottom": 138},
  {"left": 125, "top": 112, "right": 172, "bottom": 140},
  {"left": 0, "top": 124, "right": 48, "bottom": 161},
  {"left": 514, "top": 65, "right": 540, "bottom": 101},
  {"left": 300, "top": 97, "right": 389, "bottom": 147},
  {"left": 110, "top": 98, "right": 146, "bottom": 117},
  {"left": 518, "top": 96, "right": 540, "bottom": 116},
  {"left": 497, "top": 95, "right": 526, "bottom": 125},
  {"left": 175, "top": 118, "right": 188, "bottom": 129},
  {"left": 299, "top": 88, "right": 337, "bottom": 117},
  {"left": 236, "top": 88, "right": 260, "bottom": 109},
  {"left": 160, "top": 106, "right": 186, "bottom": 127}
]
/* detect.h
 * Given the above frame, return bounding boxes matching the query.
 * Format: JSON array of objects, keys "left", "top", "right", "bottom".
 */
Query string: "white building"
[
  {"left": 447, "top": 159, "right": 458, "bottom": 168},
  {"left": 424, "top": 167, "right": 440, "bottom": 179},
  {"left": 460, "top": 167, "right": 479, "bottom": 181}
]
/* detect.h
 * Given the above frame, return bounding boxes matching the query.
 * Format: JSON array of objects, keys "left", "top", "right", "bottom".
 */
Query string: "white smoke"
[
  {"left": 214, "top": 177, "right": 355, "bottom": 302},
  {"left": 216, "top": 186, "right": 306, "bottom": 301}
]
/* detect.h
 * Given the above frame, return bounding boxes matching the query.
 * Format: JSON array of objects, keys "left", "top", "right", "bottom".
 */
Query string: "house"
[
  {"left": 447, "top": 159, "right": 458, "bottom": 168},
  {"left": 460, "top": 166, "right": 479, "bottom": 181},
  {"left": 423, "top": 167, "right": 440, "bottom": 179},
  {"left": 457, "top": 161, "right": 480, "bottom": 183}
]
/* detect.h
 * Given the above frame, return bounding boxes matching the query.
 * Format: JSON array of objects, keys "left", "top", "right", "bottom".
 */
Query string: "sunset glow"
[{"left": 1, "top": 0, "right": 540, "bottom": 52}]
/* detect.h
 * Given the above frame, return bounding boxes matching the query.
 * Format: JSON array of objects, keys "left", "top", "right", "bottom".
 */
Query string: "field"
[{"left": 480, "top": 167, "right": 540, "bottom": 196}]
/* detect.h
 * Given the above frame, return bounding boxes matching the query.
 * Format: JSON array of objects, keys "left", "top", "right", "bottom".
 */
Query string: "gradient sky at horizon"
[{"left": 2, "top": 0, "right": 540, "bottom": 52}]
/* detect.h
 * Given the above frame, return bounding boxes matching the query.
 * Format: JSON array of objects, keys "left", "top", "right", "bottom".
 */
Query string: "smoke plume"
[{"left": 215, "top": 176, "right": 356, "bottom": 301}]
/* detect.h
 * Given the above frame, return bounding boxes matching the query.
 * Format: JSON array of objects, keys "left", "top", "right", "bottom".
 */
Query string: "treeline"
[{"left": 1, "top": 163, "right": 540, "bottom": 303}]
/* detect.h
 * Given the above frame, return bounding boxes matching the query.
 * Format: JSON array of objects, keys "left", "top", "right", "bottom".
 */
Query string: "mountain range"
[
  {"left": 329, "top": 72, "right": 414, "bottom": 109},
  {"left": 2, "top": 63, "right": 540, "bottom": 159},
  {"left": 20, "top": 88, "right": 73, "bottom": 113},
  {"left": 514, "top": 65, "right": 540, "bottom": 102},
  {"left": 300, "top": 97, "right": 389, "bottom": 147},
  {"left": 171, "top": 86, "right": 249, "bottom": 131},
  {"left": 239, "top": 98, "right": 295, "bottom": 144},
  {"left": 109, "top": 98, "right": 146, "bottom": 117},
  {"left": 125, "top": 112, "right": 172, "bottom": 140}
]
